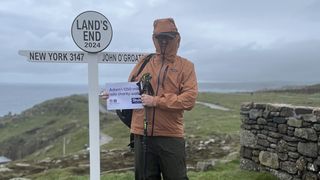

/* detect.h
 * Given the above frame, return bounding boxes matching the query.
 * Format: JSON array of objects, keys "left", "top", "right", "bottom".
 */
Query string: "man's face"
[{"left": 154, "top": 32, "right": 177, "bottom": 54}]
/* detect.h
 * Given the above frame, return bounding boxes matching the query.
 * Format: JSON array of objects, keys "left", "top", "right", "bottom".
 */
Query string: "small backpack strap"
[{"left": 130, "top": 53, "right": 155, "bottom": 82}]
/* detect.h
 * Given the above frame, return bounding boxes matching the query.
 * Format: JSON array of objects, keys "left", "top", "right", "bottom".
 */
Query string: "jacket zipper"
[
  {"left": 162, "top": 66, "right": 169, "bottom": 89},
  {"left": 151, "top": 57, "right": 166, "bottom": 136}
]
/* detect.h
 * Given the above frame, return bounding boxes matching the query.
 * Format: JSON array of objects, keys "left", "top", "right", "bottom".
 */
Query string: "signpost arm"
[{"left": 87, "top": 53, "right": 101, "bottom": 180}]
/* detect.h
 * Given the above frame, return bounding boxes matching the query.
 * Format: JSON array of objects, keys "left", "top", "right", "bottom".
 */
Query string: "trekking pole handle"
[{"left": 138, "top": 73, "right": 152, "bottom": 95}]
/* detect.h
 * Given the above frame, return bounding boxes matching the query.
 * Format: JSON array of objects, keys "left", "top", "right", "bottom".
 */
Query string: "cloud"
[
  {"left": 191, "top": 39, "right": 320, "bottom": 82},
  {"left": 0, "top": 0, "right": 320, "bottom": 85}
]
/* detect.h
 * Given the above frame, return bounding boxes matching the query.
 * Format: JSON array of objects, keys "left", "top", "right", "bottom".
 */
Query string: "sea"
[{"left": 0, "top": 82, "right": 311, "bottom": 116}]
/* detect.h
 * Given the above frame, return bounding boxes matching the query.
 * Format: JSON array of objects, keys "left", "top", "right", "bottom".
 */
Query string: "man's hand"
[
  {"left": 141, "top": 94, "right": 155, "bottom": 107},
  {"left": 99, "top": 90, "right": 109, "bottom": 100}
]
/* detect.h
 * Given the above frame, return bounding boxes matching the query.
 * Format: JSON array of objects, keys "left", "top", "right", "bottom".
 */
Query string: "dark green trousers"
[{"left": 134, "top": 135, "right": 188, "bottom": 180}]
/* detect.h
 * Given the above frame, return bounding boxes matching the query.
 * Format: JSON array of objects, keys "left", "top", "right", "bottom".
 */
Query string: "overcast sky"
[{"left": 0, "top": 0, "right": 320, "bottom": 85}]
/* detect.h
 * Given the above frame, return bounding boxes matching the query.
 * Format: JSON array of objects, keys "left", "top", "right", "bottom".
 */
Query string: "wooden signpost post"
[{"left": 19, "top": 11, "right": 146, "bottom": 180}]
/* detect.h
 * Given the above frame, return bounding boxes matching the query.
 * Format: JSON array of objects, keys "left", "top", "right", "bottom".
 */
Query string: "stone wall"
[{"left": 240, "top": 102, "right": 320, "bottom": 180}]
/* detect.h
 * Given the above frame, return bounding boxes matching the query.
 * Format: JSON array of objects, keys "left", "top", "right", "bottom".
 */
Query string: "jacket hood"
[{"left": 152, "top": 18, "right": 180, "bottom": 62}]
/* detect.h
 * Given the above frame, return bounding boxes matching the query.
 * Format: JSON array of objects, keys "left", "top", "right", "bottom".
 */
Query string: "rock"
[
  {"left": 302, "top": 172, "right": 317, "bottom": 180},
  {"left": 15, "top": 163, "right": 30, "bottom": 167},
  {"left": 270, "top": 144, "right": 277, "bottom": 149},
  {"left": 278, "top": 153, "right": 288, "bottom": 161},
  {"left": 314, "top": 157, "right": 320, "bottom": 166},
  {"left": 277, "top": 140, "right": 288, "bottom": 152},
  {"left": 249, "top": 109, "right": 263, "bottom": 120},
  {"left": 267, "top": 137, "right": 278, "bottom": 144},
  {"left": 257, "top": 139, "right": 269, "bottom": 147},
  {"left": 278, "top": 124, "right": 288, "bottom": 134},
  {"left": 241, "top": 102, "right": 253, "bottom": 111},
  {"left": 313, "top": 124, "right": 320, "bottom": 131},
  {"left": 283, "top": 135, "right": 298, "bottom": 142},
  {"left": 287, "top": 146, "right": 297, "bottom": 152},
  {"left": 73, "top": 154, "right": 79, "bottom": 160},
  {"left": 268, "top": 132, "right": 282, "bottom": 138},
  {"left": 262, "top": 110, "right": 270, "bottom": 118},
  {"left": 254, "top": 103, "right": 266, "bottom": 110},
  {"left": 240, "top": 115, "right": 249, "bottom": 123},
  {"left": 241, "top": 147, "right": 252, "bottom": 159},
  {"left": 307, "top": 163, "right": 318, "bottom": 172},
  {"left": 295, "top": 107, "right": 313, "bottom": 115},
  {"left": 280, "top": 161, "right": 297, "bottom": 174},
  {"left": 196, "top": 160, "right": 215, "bottom": 171},
  {"left": 302, "top": 121, "right": 312, "bottom": 127},
  {"left": 287, "top": 118, "right": 302, "bottom": 127},
  {"left": 0, "top": 165, "right": 12, "bottom": 172},
  {"left": 240, "top": 158, "right": 259, "bottom": 171},
  {"left": 39, "top": 157, "right": 51, "bottom": 163},
  {"left": 280, "top": 107, "right": 294, "bottom": 117},
  {"left": 287, "top": 130, "right": 294, "bottom": 136},
  {"left": 221, "top": 146, "right": 231, "bottom": 151},
  {"left": 204, "top": 139, "right": 215, "bottom": 145},
  {"left": 294, "top": 128, "right": 318, "bottom": 141},
  {"left": 297, "top": 142, "right": 318, "bottom": 157},
  {"left": 241, "top": 124, "right": 251, "bottom": 130},
  {"left": 266, "top": 104, "right": 283, "bottom": 112},
  {"left": 301, "top": 114, "right": 317, "bottom": 122},
  {"left": 313, "top": 108, "right": 320, "bottom": 116},
  {"left": 259, "top": 151, "right": 279, "bottom": 169},
  {"left": 269, "top": 169, "right": 293, "bottom": 180},
  {"left": 257, "top": 118, "right": 267, "bottom": 125},
  {"left": 273, "top": 117, "right": 287, "bottom": 124},
  {"left": 55, "top": 159, "right": 62, "bottom": 164},
  {"left": 188, "top": 134, "right": 196, "bottom": 138},
  {"left": 240, "top": 130, "right": 257, "bottom": 148},
  {"left": 270, "top": 112, "right": 280, "bottom": 116},
  {"left": 265, "top": 126, "right": 277, "bottom": 132},
  {"left": 288, "top": 152, "right": 299, "bottom": 159},
  {"left": 257, "top": 134, "right": 267, "bottom": 139},
  {"left": 296, "top": 157, "right": 306, "bottom": 171}
]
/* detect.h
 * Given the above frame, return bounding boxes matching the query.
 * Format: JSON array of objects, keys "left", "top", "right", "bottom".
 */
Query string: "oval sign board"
[{"left": 71, "top": 11, "right": 113, "bottom": 53}]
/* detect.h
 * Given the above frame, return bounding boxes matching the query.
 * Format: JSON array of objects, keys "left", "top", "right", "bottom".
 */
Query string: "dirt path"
[{"left": 196, "top": 101, "right": 230, "bottom": 111}]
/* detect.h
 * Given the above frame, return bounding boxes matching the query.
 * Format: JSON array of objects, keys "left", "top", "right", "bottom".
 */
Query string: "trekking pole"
[{"left": 138, "top": 73, "right": 152, "bottom": 180}]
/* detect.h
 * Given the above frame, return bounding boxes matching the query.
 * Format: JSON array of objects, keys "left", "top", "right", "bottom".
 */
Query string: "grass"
[
  {"left": 101, "top": 112, "right": 131, "bottom": 149},
  {"left": 185, "top": 104, "right": 240, "bottom": 136},
  {"left": 198, "top": 92, "right": 320, "bottom": 110},
  {"left": 6, "top": 92, "right": 320, "bottom": 179},
  {"left": 188, "top": 92, "right": 320, "bottom": 137},
  {"left": 29, "top": 160, "right": 277, "bottom": 180},
  {"left": 187, "top": 160, "right": 277, "bottom": 180},
  {"left": 0, "top": 95, "right": 92, "bottom": 160}
]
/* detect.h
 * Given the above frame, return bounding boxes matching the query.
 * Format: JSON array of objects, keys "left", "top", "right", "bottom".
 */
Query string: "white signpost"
[{"left": 19, "top": 11, "right": 147, "bottom": 180}]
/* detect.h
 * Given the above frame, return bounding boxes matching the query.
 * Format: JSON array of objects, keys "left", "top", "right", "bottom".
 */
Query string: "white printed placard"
[{"left": 106, "top": 82, "right": 143, "bottom": 110}]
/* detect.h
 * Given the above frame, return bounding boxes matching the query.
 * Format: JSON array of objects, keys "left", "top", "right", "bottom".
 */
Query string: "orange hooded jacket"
[{"left": 129, "top": 18, "right": 198, "bottom": 137}]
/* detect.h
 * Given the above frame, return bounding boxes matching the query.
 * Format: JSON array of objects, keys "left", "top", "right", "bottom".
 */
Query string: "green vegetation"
[
  {"left": 185, "top": 92, "right": 320, "bottom": 137},
  {"left": 28, "top": 160, "right": 277, "bottom": 180},
  {"left": 3, "top": 90, "right": 320, "bottom": 179},
  {"left": 188, "top": 160, "right": 277, "bottom": 180},
  {"left": 0, "top": 95, "right": 91, "bottom": 160},
  {"left": 101, "top": 115, "right": 130, "bottom": 149}
]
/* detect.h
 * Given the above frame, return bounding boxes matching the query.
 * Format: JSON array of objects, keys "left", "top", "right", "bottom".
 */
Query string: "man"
[
  {"left": 132, "top": 17, "right": 198, "bottom": 180},
  {"left": 102, "top": 18, "right": 197, "bottom": 180}
]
